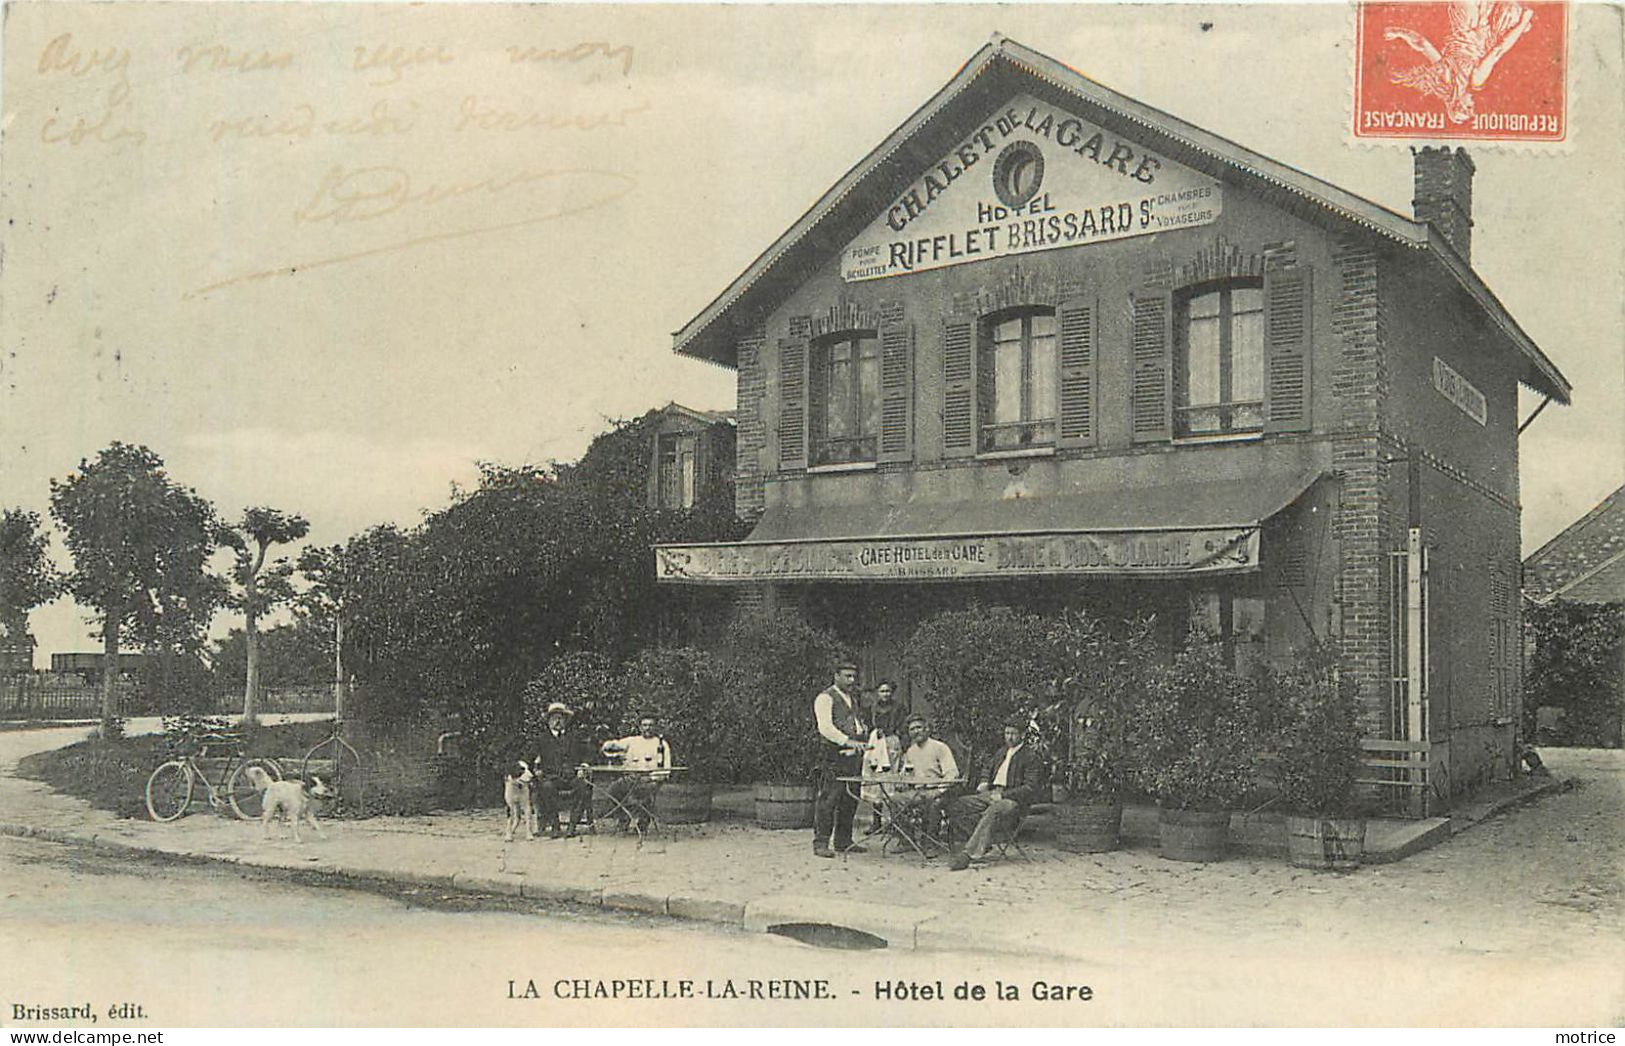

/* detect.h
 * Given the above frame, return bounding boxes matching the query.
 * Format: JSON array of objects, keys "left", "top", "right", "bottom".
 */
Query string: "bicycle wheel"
[
  {"left": 146, "top": 761, "right": 194, "bottom": 822},
  {"left": 305, "top": 735, "right": 368, "bottom": 816},
  {"left": 227, "top": 758, "right": 283, "bottom": 820}
]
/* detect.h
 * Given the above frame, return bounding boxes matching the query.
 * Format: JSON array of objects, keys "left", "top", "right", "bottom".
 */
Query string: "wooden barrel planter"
[
  {"left": 754, "top": 783, "right": 815, "bottom": 829},
  {"left": 655, "top": 781, "right": 713, "bottom": 825},
  {"left": 1158, "top": 807, "right": 1230, "bottom": 862},
  {"left": 1053, "top": 800, "right": 1123, "bottom": 853},
  {"left": 1284, "top": 815, "right": 1366, "bottom": 871}
]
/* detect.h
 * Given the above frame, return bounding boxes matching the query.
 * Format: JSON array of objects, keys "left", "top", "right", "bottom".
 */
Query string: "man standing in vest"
[{"left": 811, "top": 659, "right": 870, "bottom": 859}]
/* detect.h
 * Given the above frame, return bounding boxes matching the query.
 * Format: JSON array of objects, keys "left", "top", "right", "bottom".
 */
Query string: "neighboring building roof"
[
  {"left": 654, "top": 402, "right": 736, "bottom": 428},
  {"left": 1523, "top": 485, "right": 1625, "bottom": 604},
  {"left": 671, "top": 34, "right": 1570, "bottom": 403}
]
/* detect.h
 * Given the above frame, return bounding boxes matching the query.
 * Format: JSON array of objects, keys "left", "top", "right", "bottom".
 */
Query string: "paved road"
[
  {"left": 0, "top": 833, "right": 1078, "bottom": 1027},
  {"left": 2, "top": 721, "right": 1620, "bottom": 1026}
]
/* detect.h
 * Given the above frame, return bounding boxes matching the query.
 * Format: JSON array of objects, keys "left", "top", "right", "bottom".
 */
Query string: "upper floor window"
[
  {"left": 656, "top": 432, "right": 697, "bottom": 509},
  {"left": 980, "top": 307, "right": 1057, "bottom": 452},
  {"left": 811, "top": 330, "right": 880, "bottom": 465},
  {"left": 1176, "top": 280, "right": 1264, "bottom": 437}
]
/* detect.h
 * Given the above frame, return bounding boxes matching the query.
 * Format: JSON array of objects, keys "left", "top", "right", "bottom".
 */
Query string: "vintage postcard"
[{"left": 1, "top": 1, "right": 1621, "bottom": 1031}]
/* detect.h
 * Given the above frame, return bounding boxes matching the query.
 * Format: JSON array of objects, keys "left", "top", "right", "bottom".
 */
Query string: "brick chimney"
[{"left": 1412, "top": 146, "right": 1475, "bottom": 263}]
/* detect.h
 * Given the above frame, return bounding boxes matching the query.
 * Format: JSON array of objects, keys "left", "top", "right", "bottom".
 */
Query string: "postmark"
[{"left": 1354, "top": 1, "right": 1568, "bottom": 142}]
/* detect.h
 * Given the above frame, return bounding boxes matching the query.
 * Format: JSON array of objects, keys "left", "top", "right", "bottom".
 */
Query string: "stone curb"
[{"left": 1448, "top": 775, "right": 1571, "bottom": 835}]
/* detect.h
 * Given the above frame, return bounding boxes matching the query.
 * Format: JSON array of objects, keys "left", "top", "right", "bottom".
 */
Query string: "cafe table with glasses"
[{"left": 839, "top": 770, "right": 965, "bottom": 862}]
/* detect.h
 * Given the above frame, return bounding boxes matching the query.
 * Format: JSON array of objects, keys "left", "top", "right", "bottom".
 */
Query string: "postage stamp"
[{"left": 1354, "top": 0, "right": 1569, "bottom": 142}]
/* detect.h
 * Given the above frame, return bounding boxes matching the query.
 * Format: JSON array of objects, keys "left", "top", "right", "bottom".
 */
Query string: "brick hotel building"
[{"left": 654, "top": 36, "right": 1571, "bottom": 810}]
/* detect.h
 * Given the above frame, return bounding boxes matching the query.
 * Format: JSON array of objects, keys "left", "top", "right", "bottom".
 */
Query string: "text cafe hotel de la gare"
[{"left": 653, "top": 36, "right": 1572, "bottom": 812}]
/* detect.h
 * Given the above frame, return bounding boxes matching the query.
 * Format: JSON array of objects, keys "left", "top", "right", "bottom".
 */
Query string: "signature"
[
  {"left": 293, "top": 163, "right": 632, "bottom": 224},
  {"left": 187, "top": 165, "right": 637, "bottom": 297}
]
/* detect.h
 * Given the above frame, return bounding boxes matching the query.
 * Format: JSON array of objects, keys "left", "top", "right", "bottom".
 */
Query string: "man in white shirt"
[
  {"left": 893, "top": 713, "right": 959, "bottom": 843},
  {"left": 601, "top": 716, "right": 672, "bottom": 832},
  {"left": 811, "top": 660, "right": 869, "bottom": 858}
]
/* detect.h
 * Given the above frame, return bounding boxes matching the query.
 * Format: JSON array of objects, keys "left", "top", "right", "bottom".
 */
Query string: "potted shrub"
[
  {"left": 904, "top": 606, "right": 1064, "bottom": 763},
  {"left": 612, "top": 646, "right": 727, "bottom": 824},
  {"left": 1268, "top": 646, "right": 1368, "bottom": 871},
  {"left": 719, "top": 609, "right": 843, "bottom": 828},
  {"left": 1040, "top": 614, "right": 1158, "bottom": 853},
  {"left": 1132, "top": 635, "right": 1258, "bottom": 862}
]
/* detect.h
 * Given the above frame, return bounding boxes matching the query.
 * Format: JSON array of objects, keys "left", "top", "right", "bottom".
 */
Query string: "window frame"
[
  {"left": 978, "top": 306, "right": 1058, "bottom": 454},
  {"left": 810, "top": 328, "right": 881, "bottom": 466},
  {"left": 1174, "top": 278, "right": 1266, "bottom": 439},
  {"left": 656, "top": 431, "right": 698, "bottom": 510}
]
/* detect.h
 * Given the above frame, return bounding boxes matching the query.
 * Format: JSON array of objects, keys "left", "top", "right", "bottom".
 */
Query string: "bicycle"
[
  {"left": 145, "top": 730, "right": 283, "bottom": 822},
  {"left": 300, "top": 716, "right": 369, "bottom": 815}
]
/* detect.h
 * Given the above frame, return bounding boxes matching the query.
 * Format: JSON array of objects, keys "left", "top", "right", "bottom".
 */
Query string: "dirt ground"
[{"left": 2, "top": 724, "right": 1620, "bottom": 1025}]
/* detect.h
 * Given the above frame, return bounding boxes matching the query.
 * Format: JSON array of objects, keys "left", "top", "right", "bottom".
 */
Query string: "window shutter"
[
  {"left": 1130, "top": 289, "right": 1173, "bottom": 442},
  {"left": 778, "top": 337, "right": 809, "bottom": 470},
  {"left": 692, "top": 430, "right": 709, "bottom": 506},
  {"left": 647, "top": 431, "right": 663, "bottom": 508},
  {"left": 1264, "top": 268, "right": 1312, "bottom": 433},
  {"left": 1056, "top": 296, "right": 1099, "bottom": 449},
  {"left": 941, "top": 314, "right": 976, "bottom": 458},
  {"left": 878, "top": 318, "right": 915, "bottom": 464}
]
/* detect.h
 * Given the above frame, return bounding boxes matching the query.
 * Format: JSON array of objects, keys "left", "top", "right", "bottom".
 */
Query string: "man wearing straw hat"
[{"left": 533, "top": 701, "right": 591, "bottom": 838}]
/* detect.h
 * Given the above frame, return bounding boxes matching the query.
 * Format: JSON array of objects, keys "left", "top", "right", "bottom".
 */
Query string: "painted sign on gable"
[
  {"left": 1432, "top": 357, "right": 1488, "bottom": 426},
  {"left": 841, "top": 94, "right": 1223, "bottom": 282}
]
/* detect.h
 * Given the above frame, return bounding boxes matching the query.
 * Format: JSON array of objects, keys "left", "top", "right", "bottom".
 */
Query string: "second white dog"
[
  {"left": 243, "top": 765, "right": 332, "bottom": 842},
  {"left": 503, "top": 760, "right": 536, "bottom": 841}
]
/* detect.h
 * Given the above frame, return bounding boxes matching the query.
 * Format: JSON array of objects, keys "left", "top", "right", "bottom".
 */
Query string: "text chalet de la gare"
[{"left": 880, "top": 104, "right": 1167, "bottom": 272}]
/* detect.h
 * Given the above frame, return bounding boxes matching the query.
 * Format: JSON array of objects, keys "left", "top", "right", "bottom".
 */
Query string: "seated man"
[
  {"left": 947, "top": 719, "right": 1047, "bottom": 869},
  {"left": 892, "top": 713, "right": 959, "bottom": 843},
  {"left": 600, "top": 715, "right": 673, "bottom": 832},
  {"left": 533, "top": 701, "right": 591, "bottom": 838}
]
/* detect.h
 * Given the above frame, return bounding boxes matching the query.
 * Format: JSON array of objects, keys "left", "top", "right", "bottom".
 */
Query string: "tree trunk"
[
  {"left": 100, "top": 609, "right": 120, "bottom": 732},
  {"left": 333, "top": 612, "right": 347, "bottom": 720},
  {"left": 242, "top": 603, "right": 260, "bottom": 725}
]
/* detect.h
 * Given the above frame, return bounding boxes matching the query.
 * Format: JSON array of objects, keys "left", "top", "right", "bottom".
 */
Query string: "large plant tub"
[
  {"left": 1284, "top": 814, "right": 1366, "bottom": 871},
  {"left": 753, "top": 782, "right": 814, "bottom": 829},
  {"left": 1158, "top": 807, "right": 1229, "bottom": 862}
]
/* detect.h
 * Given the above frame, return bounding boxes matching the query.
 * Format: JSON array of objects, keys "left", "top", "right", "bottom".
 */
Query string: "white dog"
[
  {"left": 503, "top": 760, "right": 536, "bottom": 842},
  {"left": 243, "top": 765, "right": 332, "bottom": 842}
]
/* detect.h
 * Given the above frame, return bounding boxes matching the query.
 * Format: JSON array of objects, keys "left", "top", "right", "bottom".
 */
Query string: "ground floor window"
[{"left": 1191, "top": 589, "right": 1266, "bottom": 672}]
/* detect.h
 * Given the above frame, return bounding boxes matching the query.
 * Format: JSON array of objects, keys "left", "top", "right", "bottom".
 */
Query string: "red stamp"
[{"left": 1354, "top": 1, "right": 1568, "bottom": 142}]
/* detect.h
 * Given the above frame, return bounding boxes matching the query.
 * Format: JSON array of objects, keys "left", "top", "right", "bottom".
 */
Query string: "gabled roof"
[
  {"left": 1524, "top": 484, "right": 1625, "bottom": 604},
  {"left": 654, "top": 402, "right": 735, "bottom": 428},
  {"left": 672, "top": 34, "right": 1570, "bottom": 403}
]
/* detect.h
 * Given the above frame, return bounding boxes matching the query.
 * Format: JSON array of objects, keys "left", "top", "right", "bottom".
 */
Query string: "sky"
[{"left": 2, "top": 2, "right": 1621, "bottom": 665}]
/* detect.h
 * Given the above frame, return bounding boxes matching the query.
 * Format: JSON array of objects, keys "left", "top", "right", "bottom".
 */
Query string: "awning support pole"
[{"left": 1517, "top": 395, "right": 1554, "bottom": 435}]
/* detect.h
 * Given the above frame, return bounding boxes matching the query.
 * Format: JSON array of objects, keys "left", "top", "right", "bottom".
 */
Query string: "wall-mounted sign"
[
  {"left": 840, "top": 94, "right": 1223, "bottom": 282},
  {"left": 1432, "top": 357, "right": 1487, "bottom": 426},
  {"left": 656, "top": 527, "right": 1258, "bottom": 584}
]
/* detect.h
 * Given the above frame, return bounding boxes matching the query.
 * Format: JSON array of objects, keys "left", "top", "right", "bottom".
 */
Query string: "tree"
[
  {"left": 0, "top": 509, "right": 60, "bottom": 658},
  {"left": 49, "top": 443, "right": 220, "bottom": 730},
  {"left": 220, "top": 507, "right": 310, "bottom": 723}
]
